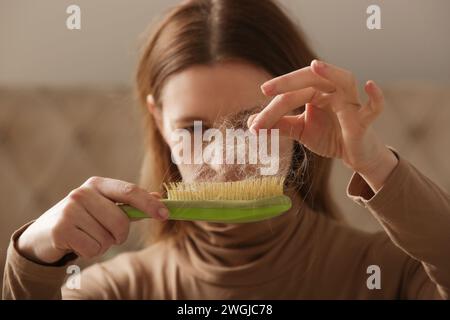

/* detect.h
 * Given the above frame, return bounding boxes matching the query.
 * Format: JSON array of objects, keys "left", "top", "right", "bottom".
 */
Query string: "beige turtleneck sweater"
[{"left": 3, "top": 151, "right": 450, "bottom": 299}]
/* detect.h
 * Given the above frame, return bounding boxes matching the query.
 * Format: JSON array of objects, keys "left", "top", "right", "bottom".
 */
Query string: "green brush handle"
[{"left": 118, "top": 195, "right": 292, "bottom": 223}]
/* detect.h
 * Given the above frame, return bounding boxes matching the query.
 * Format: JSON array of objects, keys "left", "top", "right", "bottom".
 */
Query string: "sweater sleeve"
[
  {"left": 2, "top": 222, "right": 69, "bottom": 299},
  {"left": 3, "top": 222, "right": 148, "bottom": 300},
  {"left": 347, "top": 148, "right": 450, "bottom": 299},
  {"left": 2, "top": 222, "right": 123, "bottom": 300}
]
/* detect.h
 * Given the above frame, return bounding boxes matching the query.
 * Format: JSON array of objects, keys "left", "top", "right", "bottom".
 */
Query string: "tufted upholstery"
[
  {"left": 0, "top": 87, "right": 145, "bottom": 287},
  {"left": 1, "top": 83, "right": 449, "bottom": 288}
]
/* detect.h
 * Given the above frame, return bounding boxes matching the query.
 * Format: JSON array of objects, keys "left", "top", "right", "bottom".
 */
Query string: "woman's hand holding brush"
[
  {"left": 17, "top": 177, "right": 169, "bottom": 264},
  {"left": 248, "top": 60, "right": 399, "bottom": 192}
]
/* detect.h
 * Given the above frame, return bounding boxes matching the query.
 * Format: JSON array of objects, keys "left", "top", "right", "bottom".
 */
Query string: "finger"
[
  {"left": 83, "top": 177, "right": 169, "bottom": 221},
  {"left": 69, "top": 187, "right": 131, "bottom": 244},
  {"left": 261, "top": 66, "right": 336, "bottom": 96},
  {"left": 270, "top": 114, "right": 306, "bottom": 141},
  {"left": 69, "top": 200, "right": 117, "bottom": 250},
  {"left": 150, "top": 192, "right": 163, "bottom": 199},
  {"left": 359, "top": 80, "right": 384, "bottom": 123},
  {"left": 66, "top": 227, "right": 102, "bottom": 259},
  {"left": 248, "top": 88, "right": 314, "bottom": 132},
  {"left": 311, "top": 60, "right": 359, "bottom": 96}
]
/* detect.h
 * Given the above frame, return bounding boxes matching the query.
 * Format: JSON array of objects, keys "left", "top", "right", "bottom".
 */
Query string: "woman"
[{"left": 3, "top": 0, "right": 450, "bottom": 299}]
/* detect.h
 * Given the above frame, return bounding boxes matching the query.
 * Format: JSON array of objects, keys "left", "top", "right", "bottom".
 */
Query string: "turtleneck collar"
[{"left": 174, "top": 191, "right": 322, "bottom": 286}]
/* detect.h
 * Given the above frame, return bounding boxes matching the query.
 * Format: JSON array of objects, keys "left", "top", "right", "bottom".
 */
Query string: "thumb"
[
  {"left": 360, "top": 80, "right": 384, "bottom": 123},
  {"left": 149, "top": 192, "right": 163, "bottom": 199},
  {"left": 270, "top": 113, "right": 306, "bottom": 142}
]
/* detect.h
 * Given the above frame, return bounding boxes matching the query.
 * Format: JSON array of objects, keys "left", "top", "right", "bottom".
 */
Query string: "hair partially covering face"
[{"left": 136, "top": 0, "right": 341, "bottom": 243}]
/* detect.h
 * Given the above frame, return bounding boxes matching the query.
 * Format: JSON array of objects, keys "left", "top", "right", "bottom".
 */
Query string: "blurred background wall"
[
  {"left": 1, "top": 0, "right": 449, "bottom": 87},
  {"left": 1, "top": 0, "right": 449, "bottom": 289}
]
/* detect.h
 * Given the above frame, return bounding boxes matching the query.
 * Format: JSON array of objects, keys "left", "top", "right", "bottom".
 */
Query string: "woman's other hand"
[{"left": 248, "top": 60, "right": 398, "bottom": 192}]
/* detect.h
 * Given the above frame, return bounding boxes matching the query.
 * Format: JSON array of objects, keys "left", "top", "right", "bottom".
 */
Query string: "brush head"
[
  {"left": 120, "top": 177, "right": 292, "bottom": 223},
  {"left": 163, "top": 176, "right": 285, "bottom": 201}
]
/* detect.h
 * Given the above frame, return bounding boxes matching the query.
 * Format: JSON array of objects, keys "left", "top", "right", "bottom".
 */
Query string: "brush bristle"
[{"left": 163, "top": 177, "right": 285, "bottom": 201}]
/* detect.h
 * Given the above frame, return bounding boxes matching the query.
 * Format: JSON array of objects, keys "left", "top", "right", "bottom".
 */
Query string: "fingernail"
[
  {"left": 313, "top": 60, "right": 325, "bottom": 70},
  {"left": 261, "top": 83, "right": 275, "bottom": 95},
  {"left": 158, "top": 208, "right": 169, "bottom": 220},
  {"left": 249, "top": 125, "right": 258, "bottom": 135}
]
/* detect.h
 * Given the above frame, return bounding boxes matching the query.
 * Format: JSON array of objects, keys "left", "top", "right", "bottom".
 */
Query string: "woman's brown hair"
[{"left": 136, "top": 0, "right": 341, "bottom": 243}]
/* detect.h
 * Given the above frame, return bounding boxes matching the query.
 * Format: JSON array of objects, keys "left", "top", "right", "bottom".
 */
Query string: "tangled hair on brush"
[
  {"left": 135, "top": 0, "right": 342, "bottom": 243},
  {"left": 182, "top": 106, "right": 283, "bottom": 183}
]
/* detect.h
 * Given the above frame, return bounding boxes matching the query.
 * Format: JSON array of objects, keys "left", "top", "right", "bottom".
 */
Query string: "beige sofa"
[{"left": 1, "top": 83, "right": 449, "bottom": 289}]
